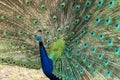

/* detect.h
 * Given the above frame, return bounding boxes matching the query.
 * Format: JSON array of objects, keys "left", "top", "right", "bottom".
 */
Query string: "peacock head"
[
  {"left": 35, "top": 29, "right": 65, "bottom": 63},
  {"left": 35, "top": 30, "right": 43, "bottom": 41},
  {"left": 36, "top": 36, "right": 42, "bottom": 41}
]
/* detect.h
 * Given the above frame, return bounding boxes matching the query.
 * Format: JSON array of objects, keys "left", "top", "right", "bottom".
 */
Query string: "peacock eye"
[
  {"left": 92, "top": 48, "right": 95, "bottom": 51},
  {"left": 70, "top": 32, "right": 75, "bottom": 37},
  {"left": 109, "top": 2, "right": 113, "bottom": 5},
  {"left": 1, "top": 15, "right": 7, "bottom": 20},
  {"left": 12, "top": 61, "right": 16, "bottom": 64},
  {"left": 83, "top": 42, "right": 88, "bottom": 48},
  {"left": 115, "top": 24, "right": 119, "bottom": 28},
  {"left": 53, "top": 37, "right": 57, "bottom": 41},
  {"left": 57, "top": 28, "right": 61, "bottom": 33},
  {"left": 81, "top": 29, "right": 86, "bottom": 34},
  {"left": 59, "top": 2, "right": 66, "bottom": 10},
  {"left": 6, "top": 58, "right": 13, "bottom": 64},
  {"left": 91, "top": 47, "right": 96, "bottom": 54},
  {"left": 0, "top": 58, "right": 5, "bottom": 63},
  {"left": 84, "top": 15, "right": 91, "bottom": 21},
  {"left": 23, "top": 64, "right": 26, "bottom": 67},
  {"left": 82, "top": 55, "right": 87, "bottom": 62},
  {"left": 108, "top": 1, "right": 116, "bottom": 8},
  {"left": 98, "top": 1, "right": 101, "bottom": 4},
  {"left": 115, "top": 49, "right": 119, "bottom": 52},
  {"left": 114, "top": 23, "right": 120, "bottom": 30},
  {"left": 74, "top": 5, "right": 80, "bottom": 12},
  {"left": 21, "top": 44, "right": 28, "bottom": 49},
  {"left": 108, "top": 41, "right": 112, "bottom": 43},
  {"left": 52, "top": 15, "right": 57, "bottom": 22},
  {"left": 1, "top": 58, "right": 4, "bottom": 61},
  {"left": 97, "top": 0, "right": 104, "bottom": 7},
  {"left": 46, "top": 39, "right": 51, "bottom": 43},
  {"left": 18, "top": 30, "right": 24, "bottom": 35},
  {"left": 67, "top": 46, "right": 73, "bottom": 52},
  {"left": 40, "top": 4, "right": 46, "bottom": 11},
  {"left": 32, "top": 20, "right": 39, "bottom": 25},
  {"left": 96, "top": 18, "right": 98, "bottom": 21},
  {"left": 93, "top": 69, "right": 96, "bottom": 72},
  {"left": 74, "top": 39, "right": 80, "bottom": 45},
  {"left": 4, "top": 30, "right": 10, "bottom": 35},
  {"left": 95, "top": 17, "right": 101, "bottom": 24},
  {"left": 66, "top": 65, "right": 70, "bottom": 70},
  {"left": 73, "top": 19, "right": 80, "bottom": 26},
  {"left": 104, "top": 60, "right": 108, "bottom": 63},
  {"left": 74, "top": 62, "right": 79, "bottom": 68},
  {"left": 80, "top": 68, "right": 84, "bottom": 74},
  {"left": 9, "top": 41, "right": 15, "bottom": 46},
  {"left": 104, "top": 59, "right": 109, "bottom": 66},
  {"left": 25, "top": 0, "right": 31, "bottom": 6},
  {"left": 106, "top": 70, "right": 112, "bottom": 76},
  {"left": 90, "top": 31, "right": 96, "bottom": 36},
  {"left": 87, "top": 61, "right": 92, "bottom": 68},
  {"left": 114, "top": 48, "right": 120, "bottom": 56},
  {"left": 98, "top": 53, "right": 103, "bottom": 60},
  {"left": 85, "top": 1, "right": 92, "bottom": 7},
  {"left": 105, "top": 17, "right": 112, "bottom": 25},
  {"left": 17, "top": 15, "right": 23, "bottom": 19},
  {"left": 45, "top": 31, "right": 50, "bottom": 35},
  {"left": 93, "top": 68, "right": 97, "bottom": 74},
  {"left": 76, "top": 51, "right": 81, "bottom": 56},
  {"left": 20, "top": 63, "right": 23, "bottom": 66},
  {"left": 107, "top": 39, "right": 113, "bottom": 46},
  {"left": 65, "top": 24, "right": 70, "bottom": 30},
  {"left": 99, "top": 34, "right": 105, "bottom": 40}
]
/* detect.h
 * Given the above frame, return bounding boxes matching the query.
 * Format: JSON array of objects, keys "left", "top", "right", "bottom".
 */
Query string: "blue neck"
[{"left": 39, "top": 42, "right": 59, "bottom": 80}]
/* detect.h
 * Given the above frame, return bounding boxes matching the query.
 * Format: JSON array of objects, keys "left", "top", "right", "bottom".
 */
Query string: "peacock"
[{"left": 0, "top": 0, "right": 120, "bottom": 80}]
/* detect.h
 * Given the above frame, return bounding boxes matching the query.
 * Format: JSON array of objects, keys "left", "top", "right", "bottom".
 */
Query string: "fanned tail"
[{"left": 0, "top": 0, "right": 120, "bottom": 80}]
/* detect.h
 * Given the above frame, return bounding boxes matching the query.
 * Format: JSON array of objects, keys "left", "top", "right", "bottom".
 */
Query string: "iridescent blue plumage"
[{"left": 38, "top": 37, "right": 59, "bottom": 80}]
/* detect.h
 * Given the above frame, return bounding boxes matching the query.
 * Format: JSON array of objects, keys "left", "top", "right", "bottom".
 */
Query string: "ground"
[{"left": 0, "top": 64, "right": 49, "bottom": 80}]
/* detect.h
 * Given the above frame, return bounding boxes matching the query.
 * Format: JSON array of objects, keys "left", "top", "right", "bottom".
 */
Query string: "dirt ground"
[{"left": 0, "top": 64, "right": 49, "bottom": 80}]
